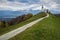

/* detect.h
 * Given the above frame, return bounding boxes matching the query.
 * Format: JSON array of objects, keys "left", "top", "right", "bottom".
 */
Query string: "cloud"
[
  {"left": 0, "top": 0, "right": 60, "bottom": 12},
  {"left": 0, "top": 0, "right": 35, "bottom": 11},
  {"left": 0, "top": 0, "right": 42, "bottom": 11}
]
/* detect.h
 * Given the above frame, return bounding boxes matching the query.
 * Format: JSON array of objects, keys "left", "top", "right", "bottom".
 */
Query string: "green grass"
[
  {"left": 0, "top": 12, "right": 46, "bottom": 35},
  {"left": 9, "top": 14, "right": 60, "bottom": 40}
]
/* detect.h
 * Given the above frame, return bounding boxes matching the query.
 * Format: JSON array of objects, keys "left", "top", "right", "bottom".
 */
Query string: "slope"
[
  {"left": 9, "top": 14, "right": 60, "bottom": 40},
  {"left": 0, "top": 12, "right": 46, "bottom": 35}
]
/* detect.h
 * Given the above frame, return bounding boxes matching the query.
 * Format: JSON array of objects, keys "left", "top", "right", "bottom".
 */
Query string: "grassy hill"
[
  {"left": 9, "top": 14, "right": 60, "bottom": 40},
  {"left": 0, "top": 12, "right": 46, "bottom": 35}
]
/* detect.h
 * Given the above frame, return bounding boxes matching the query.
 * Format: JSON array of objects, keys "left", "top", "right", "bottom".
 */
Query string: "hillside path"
[{"left": 0, "top": 13, "right": 49, "bottom": 40}]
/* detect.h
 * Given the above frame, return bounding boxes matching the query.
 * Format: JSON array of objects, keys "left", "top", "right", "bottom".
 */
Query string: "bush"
[{"left": 0, "top": 21, "right": 5, "bottom": 28}]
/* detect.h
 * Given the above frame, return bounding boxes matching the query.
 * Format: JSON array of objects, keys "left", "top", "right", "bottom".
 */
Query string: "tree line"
[{"left": 0, "top": 13, "right": 33, "bottom": 28}]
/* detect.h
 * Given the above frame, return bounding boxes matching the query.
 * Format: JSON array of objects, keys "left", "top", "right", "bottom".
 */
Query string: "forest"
[{"left": 0, "top": 13, "right": 33, "bottom": 27}]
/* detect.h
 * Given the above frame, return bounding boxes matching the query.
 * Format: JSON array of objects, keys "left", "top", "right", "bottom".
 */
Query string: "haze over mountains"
[
  {"left": 0, "top": 10, "right": 40, "bottom": 21},
  {"left": 0, "top": 10, "right": 60, "bottom": 18},
  {"left": 0, "top": 10, "right": 40, "bottom": 18}
]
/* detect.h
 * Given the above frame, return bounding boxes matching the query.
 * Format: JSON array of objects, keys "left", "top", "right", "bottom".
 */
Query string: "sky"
[{"left": 0, "top": 0, "right": 60, "bottom": 14}]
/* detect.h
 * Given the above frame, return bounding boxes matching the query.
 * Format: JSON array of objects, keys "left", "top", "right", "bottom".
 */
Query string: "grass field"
[
  {"left": 9, "top": 14, "right": 60, "bottom": 40},
  {"left": 0, "top": 12, "right": 46, "bottom": 35}
]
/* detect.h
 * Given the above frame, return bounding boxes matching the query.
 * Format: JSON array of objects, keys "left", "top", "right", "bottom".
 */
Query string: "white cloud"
[
  {"left": 0, "top": 0, "right": 40, "bottom": 11},
  {"left": 0, "top": 0, "right": 42, "bottom": 11},
  {"left": 0, "top": 0, "right": 60, "bottom": 12},
  {"left": 0, "top": 1, "right": 28, "bottom": 11}
]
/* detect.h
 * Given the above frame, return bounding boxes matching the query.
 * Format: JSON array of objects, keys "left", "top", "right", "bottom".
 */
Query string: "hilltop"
[{"left": 9, "top": 13, "right": 60, "bottom": 40}]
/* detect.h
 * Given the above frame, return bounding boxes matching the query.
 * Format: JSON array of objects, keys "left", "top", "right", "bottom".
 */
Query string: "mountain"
[
  {"left": 0, "top": 10, "right": 40, "bottom": 18},
  {"left": 50, "top": 10, "right": 60, "bottom": 14},
  {"left": 0, "top": 10, "right": 24, "bottom": 21},
  {"left": 0, "top": 10, "right": 23, "bottom": 18}
]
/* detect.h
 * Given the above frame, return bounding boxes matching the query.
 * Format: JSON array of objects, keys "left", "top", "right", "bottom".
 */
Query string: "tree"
[{"left": 23, "top": 13, "right": 33, "bottom": 21}]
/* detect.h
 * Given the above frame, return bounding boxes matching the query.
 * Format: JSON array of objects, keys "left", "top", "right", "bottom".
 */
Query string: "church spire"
[
  {"left": 41, "top": 5, "right": 44, "bottom": 12},
  {"left": 42, "top": 5, "right": 43, "bottom": 10}
]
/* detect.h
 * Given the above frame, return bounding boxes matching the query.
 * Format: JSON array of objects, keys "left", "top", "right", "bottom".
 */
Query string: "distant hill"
[
  {"left": 54, "top": 14, "right": 60, "bottom": 17},
  {"left": 0, "top": 10, "right": 24, "bottom": 18},
  {"left": 0, "top": 18, "right": 14, "bottom": 21}
]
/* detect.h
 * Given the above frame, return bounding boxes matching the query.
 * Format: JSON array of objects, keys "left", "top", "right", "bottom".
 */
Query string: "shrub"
[{"left": 0, "top": 21, "right": 5, "bottom": 27}]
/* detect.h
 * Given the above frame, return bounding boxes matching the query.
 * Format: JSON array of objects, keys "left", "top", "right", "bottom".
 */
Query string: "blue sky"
[{"left": 0, "top": 0, "right": 60, "bottom": 14}]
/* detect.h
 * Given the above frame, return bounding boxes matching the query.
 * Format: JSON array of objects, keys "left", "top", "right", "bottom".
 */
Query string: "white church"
[{"left": 41, "top": 5, "right": 49, "bottom": 13}]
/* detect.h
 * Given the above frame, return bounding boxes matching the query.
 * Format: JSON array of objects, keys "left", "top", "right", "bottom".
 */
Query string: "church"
[{"left": 41, "top": 5, "right": 49, "bottom": 13}]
